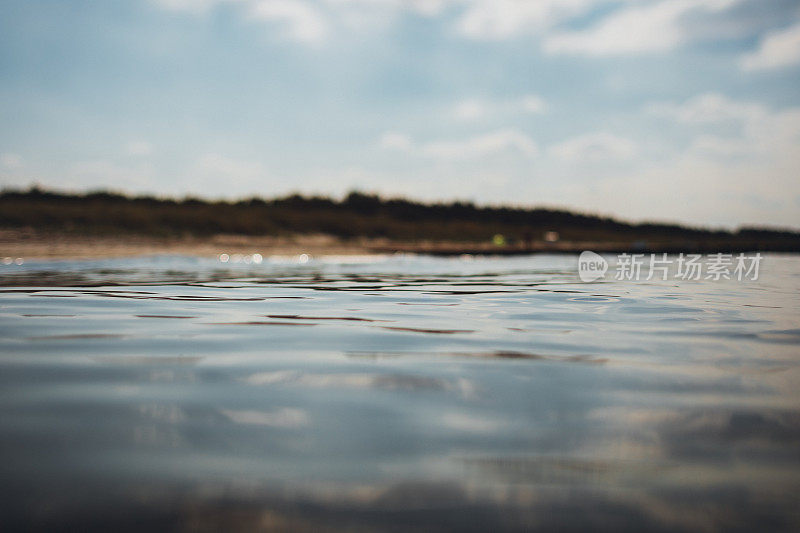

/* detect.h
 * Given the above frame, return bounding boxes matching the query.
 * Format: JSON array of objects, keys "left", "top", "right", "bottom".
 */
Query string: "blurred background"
[{"left": 1, "top": 0, "right": 799, "bottom": 229}]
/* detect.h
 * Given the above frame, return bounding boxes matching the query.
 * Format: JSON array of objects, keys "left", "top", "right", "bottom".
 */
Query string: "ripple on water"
[{"left": 0, "top": 254, "right": 799, "bottom": 532}]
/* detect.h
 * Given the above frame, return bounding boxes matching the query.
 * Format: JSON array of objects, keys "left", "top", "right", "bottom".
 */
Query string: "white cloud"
[
  {"left": 746, "top": 107, "right": 800, "bottom": 150},
  {"left": 379, "top": 131, "right": 413, "bottom": 151},
  {"left": 221, "top": 408, "right": 309, "bottom": 427},
  {"left": 423, "top": 129, "right": 538, "bottom": 159},
  {"left": 152, "top": 0, "right": 327, "bottom": 44},
  {"left": 452, "top": 94, "right": 547, "bottom": 121},
  {"left": 151, "top": 0, "right": 635, "bottom": 46},
  {"left": 521, "top": 94, "right": 547, "bottom": 114},
  {"left": 1, "top": 153, "right": 24, "bottom": 170},
  {"left": 154, "top": 0, "right": 601, "bottom": 42},
  {"left": 558, "top": 158, "right": 793, "bottom": 227},
  {"left": 648, "top": 93, "right": 800, "bottom": 158},
  {"left": 741, "top": 22, "right": 800, "bottom": 71},
  {"left": 406, "top": 0, "right": 452, "bottom": 17},
  {"left": 248, "top": 0, "right": 327, "bottom": 43},
  {"left": 545, "top": 0, "right": 738, "bottom": 56},
  {"left": 578, "top": 139, "right": 799, "bottom": 227},
  {"left": 321, "top": 0, "right": 452, "bottom": 17},
  {"left": 126, "top": 141, "right": 154, "bottom": 157},
  {"left": 151, "top": 0, "right": 240, "bottom": 13},
  {"left": 688, "top": 134, "right": 751, "bottom": 157},
  {"left": 549, "top": 131, "right": 637, "bottom": 161},
  {"left": 153, "top": 0, "right": 443, "bottom": 43},
  {"left": 645, "top": 92, "right": 766, "bottom": 124},
  {"left": 620, "top": 93, "right": 800, "bottom": 225},
  {"left": 453, "top": 98, "right": 486, "bottom": 121},
  {"left": 647, "top": 92, "right": 800, "bottom": 153},
  {"left": 374, "top": 98, "right": 800, "bottom": 225},
  {"left": 456, "top": 0, "right": 610, "bottom": 40},
  {"left": 151, "top": 0, "right": 766, "bottom": 52},
  {"left": 381, "top": 129, "right": 538, "bottom": 160}
]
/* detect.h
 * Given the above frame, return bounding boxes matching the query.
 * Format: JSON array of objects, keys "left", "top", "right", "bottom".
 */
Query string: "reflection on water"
[{"left": 0, "top": 254, "right": 799, "bottom": 531}]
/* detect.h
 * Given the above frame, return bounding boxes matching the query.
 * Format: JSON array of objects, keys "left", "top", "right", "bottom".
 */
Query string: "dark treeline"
[{"left": 2, "top": 187, "right": 799, "bottom": 250}]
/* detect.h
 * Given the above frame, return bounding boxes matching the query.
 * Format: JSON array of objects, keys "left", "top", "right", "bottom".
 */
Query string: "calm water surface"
[{"left": 1, "top": 254, "right": 799, "bottom": 531}]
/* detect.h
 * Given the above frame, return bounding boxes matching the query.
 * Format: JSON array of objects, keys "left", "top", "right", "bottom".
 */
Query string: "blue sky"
[{"left": 1, "top": 0, "right": 799, "bottom": 228}]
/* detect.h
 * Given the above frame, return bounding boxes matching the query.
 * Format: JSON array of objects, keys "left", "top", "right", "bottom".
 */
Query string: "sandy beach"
[
  {"left": 0, "top": 230, "right": 379, "bottom": 260},
  {"left": 0, "top": 230, "right": 635, "bottom": 261},
  {"left": 3, "top": 230, "right": 789, "bottom": 261}
]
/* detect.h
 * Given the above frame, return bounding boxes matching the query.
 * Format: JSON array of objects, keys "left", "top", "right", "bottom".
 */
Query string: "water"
[{"left": 1, "top": 253, "right": 799, "bottom": 532}]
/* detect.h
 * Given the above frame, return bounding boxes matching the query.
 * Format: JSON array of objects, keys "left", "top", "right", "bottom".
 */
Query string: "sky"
[{"left": 1, "top": 0, "right": 799, "bottom": 229}]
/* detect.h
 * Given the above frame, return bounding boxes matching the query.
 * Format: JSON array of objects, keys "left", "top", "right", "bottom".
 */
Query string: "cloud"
[
  {"left": 126, "top": 141, "right": 154, "bottom": 157},
  {"left": 741, "top": 22, "right": 800, "bottom": 71},
  {"left": 404, "top": 0, "right": 453, "bottom": 17},
  {"left": 150, "top": 0, "right": 789, "bottom": 58},
  {"left": 321, "top": 0, "right": 452, "bottom": 17},
  {"left": 455, "top": 0, "right": 611, "bottom": 40},
  {"left": 152, "top": 0, "right": 327, "bottom": 44},
  {"left": 154, "top": 0, "right": 605, "bottom": 42},
  {"left": 453, "top": 98, "right": 487, "bottom": 121},
  {"left": 424, "top": 129, "right": 538, "bottom": 159},
  {"left": 248, "top": 0, "right": 327, "bottom": 43},
  {"left": 151, "top": 0, "right": 450, "bottom": 44},
  {"left": 148, "top": 0, "right": 641, "bottom": 47},
  {"left": 1, "top": 153, "right": 24, "bottom": 170},
  {"left": 645, "top": 92, "right": 766, "bottom": 124},
  {"left": 569, "top": 149, "right": 799, "bottom": 227},
  {"left": 379, "top": 131, "right": 413, "bottom": 151},
  {"left": 645, "top": 92, "right": 800, "bottom": 157},
  {"left": 631, "top": 93, "right": 800, "bottom": 224},
  {"left": 524, "top": 93, "right": 800, "bottom": 227},
  {"left": 688, "top": 135, "right": 752, "bottom": 157},
  {"left": 521, "top": 94, "right": 547, "bottom": 114},
  {"left": 544, "top": 0, "right": 738, "bottom": 56},
  {"left": 452, "top": 94, "right": 547, "bottom": 121},
  {"left": 151, "top": 0, "right": 238, "bottom": 13},
  {"left": 549, "top": 131, "right": 637, "bottom": 161},
  {"left": 708, "top": 107, "right": 800, "bottom": 159},
  {"left": 221, "top": 408, "right": 309, "bottom": 427},
  {"left": 381, "top": 129, "right": 538, "bottom": 160}
]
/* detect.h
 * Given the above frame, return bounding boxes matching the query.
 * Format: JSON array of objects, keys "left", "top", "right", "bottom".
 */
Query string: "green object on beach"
[{"left": 493, "top": 234, "right": 506, "bottom": 246}]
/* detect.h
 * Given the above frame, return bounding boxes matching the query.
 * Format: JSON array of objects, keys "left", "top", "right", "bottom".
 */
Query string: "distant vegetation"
[{"left": 2, "top": 187, "right": 799, "bottom": 251}]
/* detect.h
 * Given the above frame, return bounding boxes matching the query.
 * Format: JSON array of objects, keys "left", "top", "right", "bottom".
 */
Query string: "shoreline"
[
  {"left": 0, "top": 232, "right": 375, "bottom": 261},
  {"left": 1, "top": 230, "right": 797, "bottom": 261}
]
